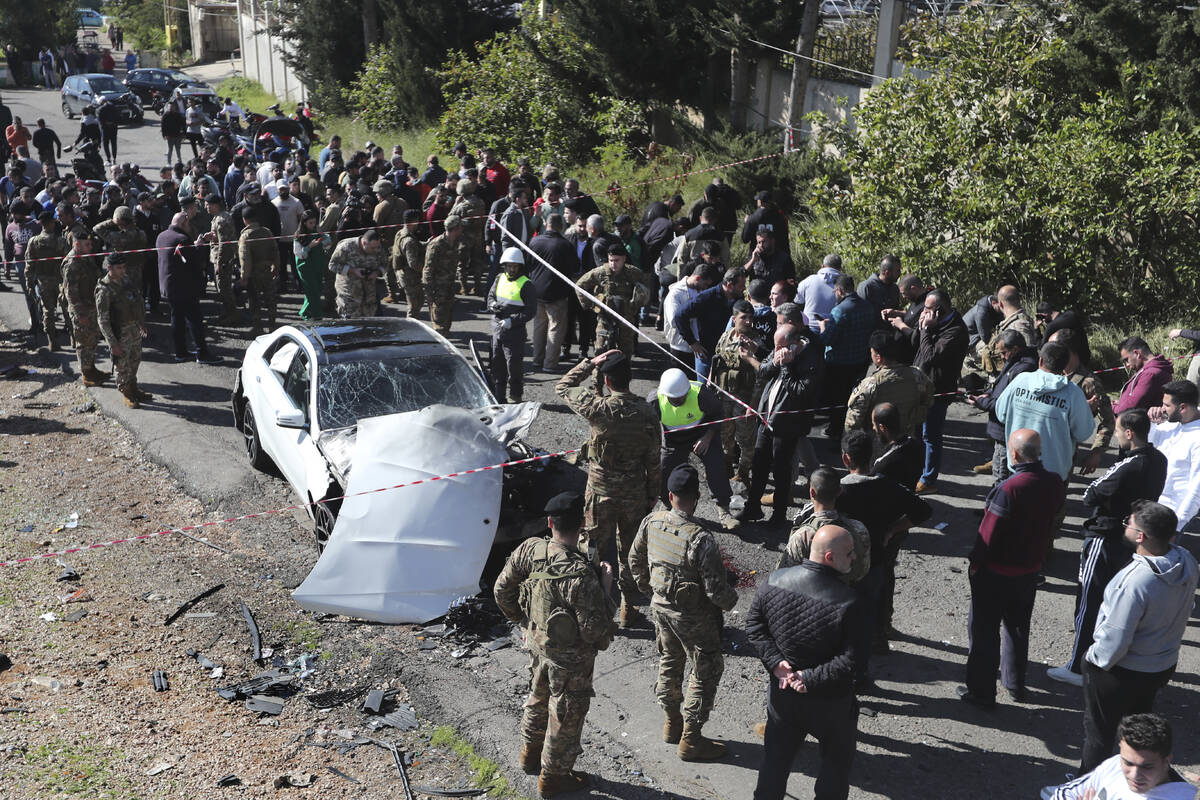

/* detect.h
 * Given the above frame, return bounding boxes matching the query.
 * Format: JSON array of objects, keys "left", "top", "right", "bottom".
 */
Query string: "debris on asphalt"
[
  {"left": 17, "top": 523, "right": 33, "bottom": 533},
  {"left": 53, "top": 512, "right": 79, "bottom": 533},
  {"left": 239, "top": 600, "right": 262, "bottom": 661},
  {"left": 304, "top": 687, "right": 363, "bottom": 709},
  {"left": 38, "top": 612, "right": 58, "bottom": 622},
  {"left": 162, "top": 582, "right": 225, "bottom": 626},
  {"left": 186, "top": 649, "right": 219, "bottom": 670},
  {"left": 152, "top": 670, "right": 169, "bottom": 692},
  {"left": 216, "top": 774, "right": 241, "bottom": 787},
  {"left": 69, "top": 400, "right": 96, "bottom": 414},
  {"left": 418, "top": 640, "right": 437, "bottom": 651},
  {"left": 31, "top": 676, "right": 62, "bottom": 690},
  {"left": 366, "top": 703, "right": 418, "bottom": 732},
  {"left": 450, "top": 646, "right": 472, "bottom": 659},
  {"left": 0, "top": 654, "right": 12, "bottom": 673},
  {"left": 421, "top": 623, "right": 447, "bottom": 637},
  {"left": 216, "top": 668, "right": 296, "bottom": 701},
  {"left": 53, "top": 558, "right": 79, "bottom": 580},
  {"left": 1, "top": 707, "right": 30, "bottom": 714},
  {"left": 146, "top": 761, "right": 175, "bottom": 776},
  {"left": 183, "top": 611, "right": 218, "bottom": 619},
  {"left": 64, "top": 610, "right": 88, "bottom": 623},
  {"left": 361, "top": 689, "right": 385, "bottom": 714},
  {"left": 327, "top": 766, "right": 360, "bottom": 784},
  {"left": 178, "top": 530, "right": 231, "bottom": 554},
  {"left": 368, "top": 737, "right": 416, "bottom": 800},
  {"left": 443, "top": 595, "right": 504, "bottom": 643},
  {"left": 483, "top": 637, "right": 512, "bottom": 652},
  {"left": 59, "top": 588, "right": 88, "bottom": 604},
  {"left": 273, "top": 772, "right": 315, "bottom": 788},
  {"left": 245, "top": 695, "right": 284, "bottom": 715}
]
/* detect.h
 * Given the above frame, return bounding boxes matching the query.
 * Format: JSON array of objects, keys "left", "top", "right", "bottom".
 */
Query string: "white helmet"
[
  {"left": 658, "top": 368, "right": 690, "bottom": 398},
  {"left": 500, "top": 247, "right": 525, "bottom": 265}
]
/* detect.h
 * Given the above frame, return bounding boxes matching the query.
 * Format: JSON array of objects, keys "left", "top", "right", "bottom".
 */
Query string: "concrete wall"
[
  {"left": 188, "top": 2, "right": 240, "bottom": 62},
  {"left": 748, "top": 59, "right": 863, "bottom": 135},
  {"left": 234, "top": 0, "right": 307, "bottom": 105}
]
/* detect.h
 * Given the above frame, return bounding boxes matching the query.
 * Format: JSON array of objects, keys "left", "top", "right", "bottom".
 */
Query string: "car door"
[
  {"left": 276, "top": 347, "right": 327, "bottom": 500},
  {"left": 251, "top": 336, "right": 303, "bottom": 475}
]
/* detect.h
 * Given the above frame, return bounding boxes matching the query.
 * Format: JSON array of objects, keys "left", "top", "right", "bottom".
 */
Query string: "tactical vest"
[
  {"left": 645, "top": 512, "right": 705, "bottom": 606},
  {"left": 497, "top": 274, "right": 528, "bottom": 304},
  {"left": 657, "top": 383, "right": 703, "bottom": 430},
  {"left": 519, "top": 539, "right": 591, "bottom": 649}
]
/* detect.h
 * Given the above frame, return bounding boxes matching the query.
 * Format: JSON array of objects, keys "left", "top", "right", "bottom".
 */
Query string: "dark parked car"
[
  {"left": 123, "top": 67, "right": 197, "bottom": 106},
  {"left": 61, "top": 74, "right": 144, "bottom": 123}
]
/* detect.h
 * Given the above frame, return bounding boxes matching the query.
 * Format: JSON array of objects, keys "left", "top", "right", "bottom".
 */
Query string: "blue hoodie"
[
  {"left": 995, "top": 369, "right": 1095, "bottom": 479},
  {"left": 1087, "top": 544, "right": 1199, "bottom": 673}
]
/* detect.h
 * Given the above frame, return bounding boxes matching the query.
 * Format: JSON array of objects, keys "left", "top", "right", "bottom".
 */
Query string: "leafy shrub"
[{"left": 343, "top": 44, "right": 413, "bottom": 132}]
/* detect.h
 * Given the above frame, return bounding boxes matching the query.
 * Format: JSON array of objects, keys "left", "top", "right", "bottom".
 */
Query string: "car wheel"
[
  {"left": 62, "top": 102, "right": 74, "bottom": 120},
  {"left": 313, "top": 496, "right": 341, "bottom": 553},
  {"left": 241, "top": 405, "right": 276, "bottom": 472}
]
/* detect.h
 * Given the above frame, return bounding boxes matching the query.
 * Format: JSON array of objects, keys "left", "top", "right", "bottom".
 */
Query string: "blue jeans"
[
  {"left": 918, "top": 398, "right": 949, "bottom": 484},
  {"left": 694, "top": 352, "right": 713, "bottom": 381}
]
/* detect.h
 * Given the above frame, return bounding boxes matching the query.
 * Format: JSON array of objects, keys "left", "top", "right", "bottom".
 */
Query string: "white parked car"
[{"left": 231, "top": 318, "right": 578, "bottom": 550}]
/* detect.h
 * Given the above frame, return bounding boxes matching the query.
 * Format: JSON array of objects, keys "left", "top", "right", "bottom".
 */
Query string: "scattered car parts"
[{"left": 163, "top": 583, "right": 225, "bottom": 626}]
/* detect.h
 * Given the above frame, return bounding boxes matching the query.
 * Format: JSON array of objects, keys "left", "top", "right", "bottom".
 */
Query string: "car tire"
[
  {"left": 241, "top": 405, "right": 276, "bottom": 473},
  {"left": 62, "top": 102, "right": 74, "bottom": 120},
  {"left": 313, "top": 496, "right": 341, "bottom": 553}
]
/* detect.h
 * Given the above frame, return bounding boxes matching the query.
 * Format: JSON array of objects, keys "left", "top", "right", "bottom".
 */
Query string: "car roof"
[
  {"left": 289, "top": 318, "right": 446, "bottom": 354},
  {"left": 81, "top": 73, "right": 122, "bottom": 79}
]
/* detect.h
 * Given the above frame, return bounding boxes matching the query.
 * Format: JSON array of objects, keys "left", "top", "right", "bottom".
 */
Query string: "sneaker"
[
  {"left": 1046, "top": 666, "right": 1083, "bottom": 687},
  {"left": 195, "top": 352, "right": 222, "bottom": 365},
  {"left": 972, "top": 460, "right": 994, "bottom": 474},
  {"left": 915, "top": 481, "right": 937, "bottom": 496},
  {"left": 172, "top": 353, "right": 190, "bottom": 363},
  {"left": 716, "top": 505, "right": 740, "bottom": 530}
]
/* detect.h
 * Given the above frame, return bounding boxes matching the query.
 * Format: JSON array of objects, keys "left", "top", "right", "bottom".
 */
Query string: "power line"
[{"left": 743, "top": 35, "right": 884, "bottom": 82}]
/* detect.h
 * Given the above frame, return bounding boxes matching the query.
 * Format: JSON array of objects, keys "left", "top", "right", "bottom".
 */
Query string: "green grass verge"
[
  {"left": 215, "top": 76, "right": 287, "bottom": 116},
  {"left": 23, "top": 737, "right": 137, "bottom": 799},
  {"left": 429, "top": 725, "right": 526, "bottom": 798}
]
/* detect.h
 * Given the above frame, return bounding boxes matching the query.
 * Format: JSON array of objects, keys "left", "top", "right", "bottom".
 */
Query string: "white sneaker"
[
  {"left": 1039, "top": 786, "right": 1057, "bottom": 800},
  {"left": 1047, "top": 666, "right": 1083, "bottom": 687}
]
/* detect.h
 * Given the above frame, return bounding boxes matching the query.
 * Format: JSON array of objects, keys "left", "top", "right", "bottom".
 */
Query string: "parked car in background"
[
  {"left": 124, "top": 67, "right": 197, "bottom": 106},
  {"left": 61, "top": 73, "right": 144, "bottom": 123},
  {"left": 77, "top": 8, "right": 105, "bottom": 27}
]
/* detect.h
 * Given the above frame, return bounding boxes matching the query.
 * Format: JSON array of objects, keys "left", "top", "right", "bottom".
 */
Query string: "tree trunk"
[
  {"left": 362, "top": 0, "right": 379, "bottom": 47},
  {"left": 784, "top": 0, "right": 822, "bottom": 145},
  {"left": 730, "top": 46, "right": 750, "bottom": 131}
]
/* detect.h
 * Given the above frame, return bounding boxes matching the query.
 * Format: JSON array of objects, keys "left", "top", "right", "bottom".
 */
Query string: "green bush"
[{"left": 343, "top": 44, "right": 413, "bottom": 132}]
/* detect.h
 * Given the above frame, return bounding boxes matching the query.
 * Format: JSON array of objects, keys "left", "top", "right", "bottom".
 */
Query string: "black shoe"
[
  {"left": 766, "top": 511, "right": 790, "bottom": 527},
  {"left": 172, "top": 353, "right": 190, "bottom": 363},
  {"left": 196, "top": 352, "right": 222, "bottom": 365},
  {"left": 734, "top": 503, "right": 762, "bottom": 522},
  {"left": 956, "top": 685, "right": 996, "bottom": 711},
  {"left": 1005, "top": 685, "right": 1027, "bottom": 703},
  {"left": 855, "top": 678, "right": 878, "bottom": 695}
]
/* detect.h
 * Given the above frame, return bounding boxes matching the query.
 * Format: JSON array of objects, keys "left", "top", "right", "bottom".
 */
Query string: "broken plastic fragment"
[{"left": 146, "top": 761, "right": 175, "bottom": 776}]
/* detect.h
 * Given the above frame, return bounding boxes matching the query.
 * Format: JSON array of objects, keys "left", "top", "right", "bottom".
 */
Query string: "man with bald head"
[
  {"left": 959, "top": 429, "right": 1065, "bottom": 710},
  {"left": 748, "top": 524, "right": 861, "bottom": 799},
  {"left": 156, "top": 210, "right": 220, "bottom": 364}
]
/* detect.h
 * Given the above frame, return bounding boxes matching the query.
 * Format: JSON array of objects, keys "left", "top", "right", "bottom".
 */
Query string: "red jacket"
[
  {"left": 1113, "top": 354, "right": 1174, "bottom": 415},
  {"left": 970, "top": 461, "right": 1065, "bottom": 576},
  {"left": 484, "top": 162, "right": 510, "bottom": 198}
]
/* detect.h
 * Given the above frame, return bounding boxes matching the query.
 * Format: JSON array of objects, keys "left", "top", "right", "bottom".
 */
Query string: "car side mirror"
[{"left": 275, "top": 408, "right": 306, "bottom": 429}]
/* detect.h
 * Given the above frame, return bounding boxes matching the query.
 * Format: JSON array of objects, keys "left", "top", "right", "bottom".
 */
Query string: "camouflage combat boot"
[
  {"left": 678, "top": 723, "right": 727, "bottom": 762},
  {"left": 663, "top": 707, "right": 683, "bottom": 744},
  {"left": 518, "top": 742, "right": 542, "bottom": 775},
  {"left": 619, "top": 599, "right": 643, "bottom": 628},
  {"left": 132, "top": 381, "right": 154, "bottom": 401},
  {"left": 121, "top": 387, "right": 140, "bottom": 408},
  {"left": 537, "top": 771, "right": 589, "bottom": 798}
]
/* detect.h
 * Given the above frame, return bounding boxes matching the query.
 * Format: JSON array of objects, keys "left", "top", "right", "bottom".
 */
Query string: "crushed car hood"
[
  {"left": 293, "top": 404, "right": 523, "bottom": 624},
  {"left": 316, "top": 402, "right": 540, "bottom": 485}
]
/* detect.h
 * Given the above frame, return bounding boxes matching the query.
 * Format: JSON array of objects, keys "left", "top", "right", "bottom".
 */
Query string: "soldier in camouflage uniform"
[
  {"left": 329, "top": 229, "right": 386, "bottom": 319},
  {"left": 57, "top": 202, "right": 89, "bottom": 249},
  {"left": 61, "top": 231, "right": 109, "bottom": 386},
  {"left": 777, "top": 467, "right": 871, "bottom": 584},
  {"left": 392, "top": 210, "right": 425, "bottom": 319},
  {"left": 628, "top": 464, "right": 738, "bottom": 762},
  {"left": 372, "top": 179, "right": 407, "bottom": 303},
  {"left": 237, "top": 205, "right": 279, "bottom": 335},
  {"left": 844, "top": 329, "right": 934, "bottom": 437},
  {"left": 25, "top": 211, "right": 70, "bottom": 351},
  {"left": 319, "top": 186, "right": 345, "bottom": 309},
  {"left": 92, "top": 205, "right": 149, "bottom": 297},
  {"left": 1048, "top": 327, "right": 1116, "bottom": 475},
  {"left": 207, "top": 195, "right": 239, "bottom": 322},
  {"left": 977, "top": 286, "right": 1036, "bottom": 376},
  {"left": 423, "top": 214, "right": 464, "bottom": 334},
  {"left": 576, "top": 243, "right": 649, "bottom": 371},
  {"left": 494, "top": 492, "right": 616, "bottom": 799},
  {"left": 556, "top": 350, "right": 661, "bottom": 627},
  {"left": 712, "top": 300, "right": 768, "bottom": 483},
  {"left": 95, "top": 253, "right": 149, "bottom": 408},
  {"left": 450, "top": 178, "right": 487, "bottom": 295}
]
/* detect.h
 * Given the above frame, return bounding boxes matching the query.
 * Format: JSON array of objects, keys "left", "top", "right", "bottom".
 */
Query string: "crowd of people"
[
  {"left": 4, "top": 42, "right": 130, "bottom": 89},
  {"left": 2, "top": 97, "right": 1199, "bottom": 797}
]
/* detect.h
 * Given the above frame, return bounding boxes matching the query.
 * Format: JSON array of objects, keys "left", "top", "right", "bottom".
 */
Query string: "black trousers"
[
  {"left": 821, "top": 361, "right": 867, "bottom": 436},
  {"left": 747, "top": 425, "right": 799, "bottom": 517},
  {"left": 1081, "top": 660, "right": 1174, "bottom": 772},
  {"left": 100, "top": 124, "right": 118, "bottom": 162},
  {"left": 143, "top": 265, "right": 161, "bottom": 312},
  {"left": 660, "top": 437, "right": 731, "bottom": 507},
  {"left": 1067, "top": 534, "right": 1132, "bottom": 673},
  {"left": 966, "top": 568, "right": 1039, "bottom": 700},
  {"left": 753, "top": 683, "right": 857, "bottom": 800},
  {"left": 878, "top": 528, "right": 910, "bottom": 634},
  {"left": 489, "top": 334, "right": 524, "bottom": 402},
  {"left": 169, "top": 294, "right": 209, "bottom": 358}
]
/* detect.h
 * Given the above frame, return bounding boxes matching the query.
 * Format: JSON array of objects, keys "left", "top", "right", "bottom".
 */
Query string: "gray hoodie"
[{"left": 1086, "top": 544, "right": 1199, "bottom": 673}]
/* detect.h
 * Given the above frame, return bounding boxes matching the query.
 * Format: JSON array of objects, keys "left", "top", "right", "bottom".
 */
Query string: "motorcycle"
[{"left": 64, "top": 139, "right": 105, "bottom": 182}]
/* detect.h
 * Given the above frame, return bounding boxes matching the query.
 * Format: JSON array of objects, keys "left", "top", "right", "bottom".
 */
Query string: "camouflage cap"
[
  {"left": 456, "top": 178, "right": 475, "bottom": 195},
  {"left": 113, "top": 205, "right": 133, "bottom": 222},
  {"left": 373, "top": 179, "right": 393, "bottom": 195},
  {"left": 443, "top": 214, "right": 464, "bottom": 231}
]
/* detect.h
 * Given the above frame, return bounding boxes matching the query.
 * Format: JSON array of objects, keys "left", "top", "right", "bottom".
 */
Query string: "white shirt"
[
  {"left": 662, "top": 278, "right": 700, "bottom": 352},
  {"left": 256, "top": 161, "right": 275, "bottom": 187},
  {"left": 795, "top": 266, "right": 839, "bottom": 330},
  {"left": 1046, "top": 753, "right": 1195, "bottom": 799},
  {"left": 1148, "top": 417, "right": 1200, "bottom": 531},
  {"left": 272, "top": 195, "right": 305, "bottom": 240},
  {"left": 222, "top": 101, "right": 246, "bottom": 123}
]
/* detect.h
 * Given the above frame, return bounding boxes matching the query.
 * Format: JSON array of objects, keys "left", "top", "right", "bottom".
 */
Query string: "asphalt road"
[{"left": 2, "top": 79, "right": 1198, "bottom": 799}]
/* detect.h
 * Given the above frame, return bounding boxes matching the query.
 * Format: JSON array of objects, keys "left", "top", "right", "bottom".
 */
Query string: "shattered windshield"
[{"left": 317, "top": 349, "right": 493, "bottom": 431}]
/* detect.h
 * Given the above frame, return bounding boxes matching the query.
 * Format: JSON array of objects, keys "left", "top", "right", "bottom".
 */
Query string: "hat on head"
[
  {"left": 113, "top": 205, "right": 133, "bottom": 222},
  {"left": 596, "top": 351, "right": 627, "bottom": 375},
  {"left": 755, "top": 190, "right": 771, "bottom": 203},
  {"left": 137, "top": 190, "right": 152, "bottom": 202},
  {"left": 456, "top": 178, "right": 475, "bottom": 195},
  {"left": 667, "top": 464, "right": 700, "bottom": 497},
  {"left": 243, "top": 181, "right": 261, "bottom": 193},
  {"left": 373, "top": 179, "right": 393, "bottom": 194},
  {"left": 658, "top": 368, "right": 690, "bottom": 399},
  {"left": 614, "top": 213, "right": 632, "bottom": 226},
  {"left": 104, "top": 252, "right": 127, "bottom": 268},
  {"left": 443, "top": 214, "right": 464, "bottom": 231},
  {"left": 500, "top": 247, "right": 524, "bottom": 265},
  {"left": 544, "top": 491, "right": 584, "bottom": 517}
]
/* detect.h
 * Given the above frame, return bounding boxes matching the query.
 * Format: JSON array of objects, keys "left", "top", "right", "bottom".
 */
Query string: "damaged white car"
[{"left": 230, "top": 319, "right": 577, "bottom": 553}]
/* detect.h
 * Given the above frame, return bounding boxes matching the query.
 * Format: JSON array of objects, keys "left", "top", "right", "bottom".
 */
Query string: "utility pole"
[
  {"left": 783, "top": 0, "right": 822, "bottom": 148},
  {"left": 872, "top": 0, "right": 905, "bottom": 85}
]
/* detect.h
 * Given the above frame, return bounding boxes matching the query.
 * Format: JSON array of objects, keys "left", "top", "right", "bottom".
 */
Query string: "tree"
[
  {"left": 0, "top": 0, "right": 76, "bottom": 55},
  {"left": 107, "top": 0, "right": 187, "bottom": 53},
  {"left": 811, "top": 5, "right": 1200, "bottom": 320}
]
